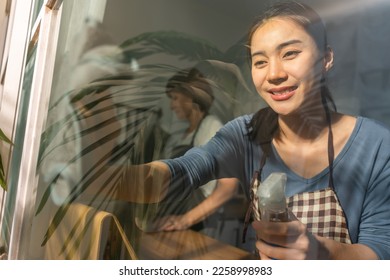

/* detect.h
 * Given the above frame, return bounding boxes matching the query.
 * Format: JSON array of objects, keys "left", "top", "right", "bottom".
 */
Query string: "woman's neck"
[
  {"left": 275, "top": 110, "right": 333, "bottom": 144},
  {"left": 186, "top": 110, "right": 205, "bottom": 134}
]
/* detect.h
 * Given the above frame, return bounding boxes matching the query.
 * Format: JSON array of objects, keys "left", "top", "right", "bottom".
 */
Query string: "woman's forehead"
[
  {"left": 250, "top": 18, "right": 314, "bottom": 51},
  {"left": 255, "top": 17, "right": 306, "bottom": 37}
]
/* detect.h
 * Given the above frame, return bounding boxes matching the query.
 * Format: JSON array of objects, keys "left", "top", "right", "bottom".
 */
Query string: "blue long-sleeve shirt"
[{"left": 163, "top": 115, "right": 390, "bottom": 259}]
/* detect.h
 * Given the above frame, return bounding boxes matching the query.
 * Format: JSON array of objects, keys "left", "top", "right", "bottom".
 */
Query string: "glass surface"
[
  {"left": 25, "top": 0, "right": 390, "bottom": 259},
  {"left": 32, "top": 0, "right": 45, "bottom": 23}
]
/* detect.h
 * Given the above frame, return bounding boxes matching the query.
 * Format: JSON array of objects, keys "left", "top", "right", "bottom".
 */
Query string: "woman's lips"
[{"left": 268, "top": 86, "right": 297, "bottom": 101}]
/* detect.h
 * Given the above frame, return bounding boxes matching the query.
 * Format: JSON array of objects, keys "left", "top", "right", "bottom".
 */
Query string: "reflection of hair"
[
  {"left": 166, "top": 67, "right": 214, "bottom": 113},
  {"left": 247, "top": 1, "right": 336, "bottom": 144}
]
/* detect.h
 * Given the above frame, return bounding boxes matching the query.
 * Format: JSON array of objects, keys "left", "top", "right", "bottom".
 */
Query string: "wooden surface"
[{"left": 135, "top": 229, "right": 256, "bottom": 260}]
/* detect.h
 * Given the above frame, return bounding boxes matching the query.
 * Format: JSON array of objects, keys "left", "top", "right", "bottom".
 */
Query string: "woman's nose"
[{"left": 267, "top": 59, "right": 287, "bottom": 84}]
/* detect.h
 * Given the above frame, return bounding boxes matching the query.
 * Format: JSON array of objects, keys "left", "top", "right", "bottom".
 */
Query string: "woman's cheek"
[
  {"left": 252, "top": 70, "right": 262, "bottom": 87},
  {"left": 253, "top": 74, "right": 267, "bottom": 97}
]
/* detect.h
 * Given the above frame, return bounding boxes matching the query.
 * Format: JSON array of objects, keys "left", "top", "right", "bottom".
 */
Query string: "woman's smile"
[{"left": 268, "top": 86, "right": 298, "bottom": 101}]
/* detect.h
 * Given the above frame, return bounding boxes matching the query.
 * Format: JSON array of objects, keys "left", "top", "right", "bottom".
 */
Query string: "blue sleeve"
[
  {"left": 162, "top": 116, "right": 249, "bottom": 201},
  {"left": 358, "top": 135, "right": 390, "bottom": 259}
]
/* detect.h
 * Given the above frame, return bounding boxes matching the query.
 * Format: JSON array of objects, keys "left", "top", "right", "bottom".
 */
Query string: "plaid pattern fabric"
[{"left": 287, "top": 188, "right": 352, "bottom": 244}]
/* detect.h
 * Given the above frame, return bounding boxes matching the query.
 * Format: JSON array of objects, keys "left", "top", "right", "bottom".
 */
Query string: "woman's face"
[
  {"left": 169, "top": 91, "right": 194, "bottom": 120},
  {"left": 250, "top": 17, "right": 330, "bottom": 116}
]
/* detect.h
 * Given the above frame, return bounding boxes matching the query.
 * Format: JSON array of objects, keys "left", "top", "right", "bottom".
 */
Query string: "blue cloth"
[{"left": 162, "top": 115, "right": 390, "bottom": 259}]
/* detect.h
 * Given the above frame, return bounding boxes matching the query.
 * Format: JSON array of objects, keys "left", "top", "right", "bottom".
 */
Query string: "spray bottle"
[{"left": 257, "top": 172, "right": 290, "bottom": 222}]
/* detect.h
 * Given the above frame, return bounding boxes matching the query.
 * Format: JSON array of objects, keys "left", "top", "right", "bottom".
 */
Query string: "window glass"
[
  {"left": 29, "top": 0, "right": 390, "bottom": 259},
  {"left": 32, "top": 0, "right": 45, "bottom": 22}
]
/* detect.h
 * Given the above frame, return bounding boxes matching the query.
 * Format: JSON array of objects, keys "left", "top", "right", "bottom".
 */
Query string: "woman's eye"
[
  {"left": 253, "top": 60, "right": 267, "bottom": 68},
  {"left": 283, "top": 50, "right": 301, "bottom": 59}
]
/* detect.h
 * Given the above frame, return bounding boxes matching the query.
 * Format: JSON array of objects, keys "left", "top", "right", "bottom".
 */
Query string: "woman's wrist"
[{"left": 182, "top": 212, "right": 197, "bottom": 228}]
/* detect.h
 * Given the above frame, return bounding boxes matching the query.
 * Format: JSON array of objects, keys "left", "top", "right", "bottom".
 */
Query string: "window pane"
[
  {"left": 31, "top": 0, "right": 262, "bottom": 260},
  {"left": 32, "top": 0, "right": 45, "bottom": 23},
  {"left": 30, "top": 0, "right": 390, "bottom": 259}
]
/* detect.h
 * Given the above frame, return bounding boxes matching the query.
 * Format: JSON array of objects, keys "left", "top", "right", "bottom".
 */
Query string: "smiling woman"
[
  {"left": 243, "top": 3, "right": 389, "bottom": 259},
  {"left": 136, "top": 1, "right": 390, "bottom": 260}
]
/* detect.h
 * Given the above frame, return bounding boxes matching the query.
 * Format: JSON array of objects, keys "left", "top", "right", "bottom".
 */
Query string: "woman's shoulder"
[
  {"left": 349, "top": 116, "right": 390, "bottom": 153},
  {"left": 357, "top": 116, "right": 390, "bottom": 138},
  {"left": 203, "top": 114, "right": 254, "bottom": 131},
  {"left": 224, "top": 114, "right": 254, "bottom": 127},
  {"left": 209, "top": 114, "right": 255, "bottom": 144}
]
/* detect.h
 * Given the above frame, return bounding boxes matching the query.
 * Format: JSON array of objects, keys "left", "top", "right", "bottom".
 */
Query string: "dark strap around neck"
[
  {"left": 189, "top": 114, "right": 206, "bottom": 146},
  {"left": 322, "top": 95, "right": 335, "bottom": 190}
]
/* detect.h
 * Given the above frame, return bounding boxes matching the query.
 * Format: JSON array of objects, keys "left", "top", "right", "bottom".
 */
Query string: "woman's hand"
[
  {"left": 157, "top": 214, "right": 193, "bottom": 231},
  {"left": 252, "top": 218, "right": 379, "bottom": 260},
  {"left": 252, "top": 219, "right": 330, "bottom": 260},
  {"left": 157, "top": 179, "right": 239, "bottom": 232}
]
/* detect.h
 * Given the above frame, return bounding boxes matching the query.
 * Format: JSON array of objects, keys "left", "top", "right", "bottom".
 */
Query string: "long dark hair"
[{"left": 246, "top": 2, "right": 337, "bottom": 145}]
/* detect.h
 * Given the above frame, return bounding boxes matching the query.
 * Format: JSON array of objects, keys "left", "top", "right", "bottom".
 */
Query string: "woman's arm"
[
  {"left": 315, "top": 235, "right": 378, "bottom": 260},
  {"left": 116, "top": 117, "right": 247, "bottom": 204},
  {"left": 159, "top": 178, "right": 239, "bottom": 231}
]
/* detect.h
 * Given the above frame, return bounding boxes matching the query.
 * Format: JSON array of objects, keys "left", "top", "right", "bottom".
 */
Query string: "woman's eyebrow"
[
  {"left": 277, "top": 39, "right": 303, "bottom": 50},
  {"left": 251, "top": 39, "right": 303, "bottom": 57}
]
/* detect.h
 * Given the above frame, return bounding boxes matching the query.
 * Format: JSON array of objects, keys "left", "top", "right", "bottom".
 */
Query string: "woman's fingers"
[
  {"left": 252, "top": 219, "right": 325, "bottom": 259},
  {"left": 256, "top": 239, "right": 308, "bottom": 260},
  {"left": 252, "top": 220, "right": 306, "bottom": 246},
  {"left": 156, "top": 215, "right": 190, "bottom": 231}
]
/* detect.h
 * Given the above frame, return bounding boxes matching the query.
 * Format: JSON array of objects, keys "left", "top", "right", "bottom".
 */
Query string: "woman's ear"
[{"left": 324, "top": 46, "right": 334, "bottom": 72}]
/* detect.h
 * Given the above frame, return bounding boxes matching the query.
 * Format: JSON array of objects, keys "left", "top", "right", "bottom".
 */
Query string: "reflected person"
[{"left": 157, "top": 68, "right": 239, "bottom": 236}]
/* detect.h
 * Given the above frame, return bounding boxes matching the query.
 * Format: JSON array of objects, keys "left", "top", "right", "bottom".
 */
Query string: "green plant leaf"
[
  {"left": 41, "top": 155, "right": 127, "bottom": 246},
  {"left": 0, "top": 128, "right": 12, "bottom": 191},
  {"left": 0, "top": 153, "right": 7, "bottom": 191},
  {"left": 0, "top": 128, "right": 12, "bottom": 145},
  {"left": 120, "top": 30, "right": 225, "bottom": 62}
]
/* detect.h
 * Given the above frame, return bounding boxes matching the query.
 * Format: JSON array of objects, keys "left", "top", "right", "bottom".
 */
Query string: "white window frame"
[
  {"left": 2, "top": 0, "right": 109, "bottom": 260},
  {"left": 5, "top": 0, "right": 63, "bottom": 260},
  {"left": 0, "top": 0, "right": 33, "bottom": 238},
  {"left": 0, "top": 0, "right": 13, "bottom": 228}
]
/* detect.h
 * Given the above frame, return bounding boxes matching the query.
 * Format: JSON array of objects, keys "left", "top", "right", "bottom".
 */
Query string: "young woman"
[{"left": 121, "top": 2, "right": 390, "bottom": 259}]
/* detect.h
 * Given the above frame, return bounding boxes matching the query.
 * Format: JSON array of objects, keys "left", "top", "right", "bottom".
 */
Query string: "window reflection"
[{"left": 30, "top": 0, "right": 390, "bottom": 259}]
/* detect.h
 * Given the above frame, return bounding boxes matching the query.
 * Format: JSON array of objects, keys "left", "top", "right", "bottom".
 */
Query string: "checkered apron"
[
  {"left": 243, "top": 110, "right": 349, "bottom": 245},
  {"left": 243, "top": 175, "right": 352, "bottom": 244},
  {"left": 287, "top": 188, "right": 352, "bottom": 244}
]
